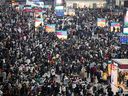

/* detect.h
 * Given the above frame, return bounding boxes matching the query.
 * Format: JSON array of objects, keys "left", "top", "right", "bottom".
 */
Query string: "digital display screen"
[
  {"left": 26, "top": 0, "right": 44, "bottom": 8},
  {"left": 123, "top": 27, "right": 128, "bottom": 34},
  {"left": 55, "top": 6, "right": 64, "bottom": 17},
  {"left": 97, "top": 18, "right": 106, "bottom": 27},
  {"left": 120, "top": 36, "right": 128, "bottom": 44},
  {"left": 111, "top": 22, "right": 120, "bottom": 32},
  {"left": 55, "top": 0, "right": 63, "bottom": 6},
  {"left": 45, "top": 24, "right": 56, "bottom": 32},
  {"left": 123, "top": 11, "right": 128, "bottom": 34},
  {"left": 56, "top": 30, "right": 67, "bottom": 39}
]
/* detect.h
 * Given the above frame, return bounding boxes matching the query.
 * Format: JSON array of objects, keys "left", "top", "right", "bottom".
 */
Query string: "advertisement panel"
[
  {"left": 111, "top": 22, "right": 120, "bottom": 32},
  {"left": 55, "top": 6, "right": 64, "bottom": 17},
  {"left": 44, "top": 5, "right": 51, "bottom": 8},
  {"left": 120, "top": 35, "right": 128, "bottom": 44},
  {"left": 111, "top": 64, "right": 118, "bottom": 83},
  {"left": 123, "top": 11, "right": 128, "bottom": 34},
  {"left": 123, "top": 27, "right": 128, "bottom": 34},
  {"left": 45, "top": 24, "right": 56, "bottom": 33},
  {"left": 65, "top": 8, "right": 75, "bottom": 16},
  {"left": 26, "top": 0, "right": 44, "bottom": 8},
  {"left": 55, "top": 0, "right": 63, "bottom": 6},
  {"left": 97, "top": 18, "right": 106, "bottom": 27},
  {"left": 56, "top": 30, "right": 67, "bottom": 39},
  {"left": 124, "top": 16, "right": 128, "bottom": 27},
  {"left": 19, "top": 4, "right": 24, "bottom": 10},
  {"left": 34, "top": 12, "right": 43, "bottom": 18},
  {"left": 111, "top": 62, "right": 118, "bottom": 95},
  {"left": 35, "top": 18, "right": 43, "bottom": 29},
  {"left": 108, "top": 64, "right": 111, "bottom": 76},
  {"left": 23, "top": 5, "right": 32, "bottom": 12}
]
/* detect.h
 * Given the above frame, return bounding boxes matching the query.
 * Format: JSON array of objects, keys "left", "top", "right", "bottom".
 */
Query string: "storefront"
[
  {"left": 65, "top": 0, "right": 107, "bottom": 8},
  {"left": 64, "top": 8, "right": 75, "bottom": 16},
  {"left": 108, "top": 59, "right": 128, "bottom": 94}
]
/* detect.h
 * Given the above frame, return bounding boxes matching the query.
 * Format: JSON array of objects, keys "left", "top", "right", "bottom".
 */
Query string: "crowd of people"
[{"left": 0, "top": 2, "right": 128, "bottom": 96}]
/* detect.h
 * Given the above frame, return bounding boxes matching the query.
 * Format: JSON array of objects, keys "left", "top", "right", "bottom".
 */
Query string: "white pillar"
[{"left": 116, "top": 0, "right": 120, "bottom": 6}]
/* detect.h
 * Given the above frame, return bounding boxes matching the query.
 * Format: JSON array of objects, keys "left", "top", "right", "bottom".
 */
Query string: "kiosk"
[{"left": 110, "top": 59, "right": 128, "bottom": 94}]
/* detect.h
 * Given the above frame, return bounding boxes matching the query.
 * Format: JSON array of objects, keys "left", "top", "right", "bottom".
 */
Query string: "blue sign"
[
  {"left": 55, "top": 10, "right": 64, "bottom": 17},
  {"left": 120, "top": 36, "right": 128, "bottom": 44}
]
